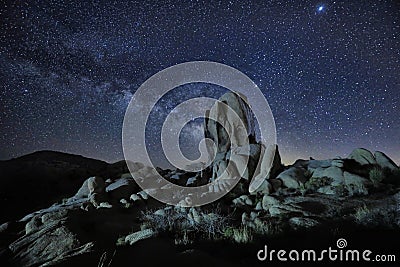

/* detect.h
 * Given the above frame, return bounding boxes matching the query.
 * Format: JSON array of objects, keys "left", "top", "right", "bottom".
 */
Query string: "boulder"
[
  {"left": 87, "top": 176, "right": 105, "bottom": 195},
  {"left": 130, "top": 194, "right": 141, "bottom": 202},
  {"left": 74, "top": 180, "right": 90, "bottom": 199},
  {"left": 250, "top": 179, "right": 272, "bottom": 195},
  {"left": 25, "top": 215, "right": 42, "bottom": 235},
  {"left": 10, "top": 220, "right": 92, "bottom": 266},
  {"left": 74, "top": 176, "right": 106, "bottom": 201},
  {"left": 311, "top": 166, "right": 344, "bottom": 185},
  {"left": 255, "top": 202, "right": 263, "bottom": 211},
  {"left": 250, "top": 144, "right": 283, "bottom": 194},
  {"left": 261, "top": 195, "right": 280, "bottom": 211},
  {"left": 106, "top": 177, "right": 138, "bottom": 200},
  {"left": 41, "top": 210, "right": 68, "bottom": 224},
  {"left": 137, "top": 190, "right": 149, "bottom": 200},
  {"left": 98, "top": 202, "right": 113, "bottom": 209},
  {"left": 0, "top": 222, "right": 11, "bottom": 234},
  {"left": 277, "top": 167, "right": 308, "bottom": 189},
  {"left": 374, "top": 151, "right": 398, "bottom": 171},
  {"left": 331, "top": 159, "right": 344, "bottom": 168},
  {"left": 308, "top": 160, "right": 332, "bottom": 170},
  {"left": 306, "top": 167, "right": 369, "bottom": 196},
  {"left": 124, "top": 229, "right": 156, "bottom": 245},
  {"left": 348, "top": 148, "right": 376, "bottom": 165},
  {"left": 232, "top": 195, "right": 253, "bottom": 206}
]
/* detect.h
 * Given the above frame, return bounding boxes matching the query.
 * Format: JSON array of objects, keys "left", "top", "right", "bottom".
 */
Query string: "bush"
[
  {"left": 304, "top": 170, "right": 313, "bottom": 179},
  {"left": 369, "top": 167, "right": 385, "bottom": 186},
  {"left": 353, "top": 205, "right": 396, "bottom": 227},
  {"left": 223, "top": 226, "right": 254, "bottom": 243},
  {"left": 253, "top": 218, "right": 281, "bottom": 236},
  {"left": 141, "top": 207, "right": 229, "bottom": 241},
  {"left": 233, "top": 226, "right": 253, "bottom": 243},
  {"left": 305, "top": 176, "right": 333, "bottom": 193},
  {"left": 353, "top": 205, "right": 370, "bottom": 224}
]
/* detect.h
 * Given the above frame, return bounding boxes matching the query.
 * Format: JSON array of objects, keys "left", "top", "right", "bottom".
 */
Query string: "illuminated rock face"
[{"left": 204, "top": 92, "right": 281, "bottom": 194}]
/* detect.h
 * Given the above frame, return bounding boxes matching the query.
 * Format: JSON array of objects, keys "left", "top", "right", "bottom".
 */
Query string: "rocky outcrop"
[
  {"left": 204, "top": 92, "right": 282, "bottom": 194},
  {"left": 269, "top": 148, "right": 399, "bottom": 197},
  {"left": 345, "top": 149, "right": 398, "bottom": 173},
  {"left": 8, "top": 210, "right": 94, "bottom": 266}
]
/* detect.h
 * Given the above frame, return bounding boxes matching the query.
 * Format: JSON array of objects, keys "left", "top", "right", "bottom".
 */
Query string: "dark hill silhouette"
[{"left": 0, "top": 151, "right": 128, "bottom": 223}]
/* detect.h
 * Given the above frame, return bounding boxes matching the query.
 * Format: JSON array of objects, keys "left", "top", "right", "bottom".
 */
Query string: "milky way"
[{"left": 0, "top": 0, "right": 399, "bottom": 166}]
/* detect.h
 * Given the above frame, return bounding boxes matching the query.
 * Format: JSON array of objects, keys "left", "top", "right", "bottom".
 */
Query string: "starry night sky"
[{"left": 1, "top": 0, "right": 399, "bottom": 166}]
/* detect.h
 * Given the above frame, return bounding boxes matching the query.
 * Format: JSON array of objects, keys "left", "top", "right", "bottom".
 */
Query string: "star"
[{"left": 316, "top": 4, "right": 326, "bottom": 13}]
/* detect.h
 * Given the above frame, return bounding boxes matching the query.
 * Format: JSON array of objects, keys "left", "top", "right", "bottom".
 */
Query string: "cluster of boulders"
[{"left": 266, "top": 148, "right": 399, "bottom": 197}]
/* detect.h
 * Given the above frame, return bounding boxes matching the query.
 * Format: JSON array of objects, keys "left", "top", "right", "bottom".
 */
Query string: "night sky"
[{"left": 1, "top": 0, "right": 399, "bottom": 167}]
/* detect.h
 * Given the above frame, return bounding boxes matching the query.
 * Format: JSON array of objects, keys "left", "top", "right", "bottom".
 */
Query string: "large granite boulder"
[
  {"left": 276, "top": 167, "right": 308, "bottom": 189},
  {"left": 348, "top": 148, "right": 376, "bottom": 165},
  {"left": 374, "top": 151, "right": 399, "bottom": 171},
  {"left": 204, "top": 92, "right": 258, "bottom": 183},
  {"left": 204, "top": 91, "right": 281, "bottom": 194},
  {"left": 74, "top": 176, "right": 105, "bottom": 199},
  {"left": 73, "top": 176, "right": 108, "bottom": 207}
]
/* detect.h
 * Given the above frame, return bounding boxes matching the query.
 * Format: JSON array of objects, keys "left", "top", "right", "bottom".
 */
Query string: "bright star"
[{"left": 316, "top": 4, "right": 326, "bottom": 13}]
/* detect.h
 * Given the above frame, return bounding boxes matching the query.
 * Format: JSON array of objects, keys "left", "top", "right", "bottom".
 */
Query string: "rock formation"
[{"left": 204, "top": 91, "right": 282, "bottom": 194}]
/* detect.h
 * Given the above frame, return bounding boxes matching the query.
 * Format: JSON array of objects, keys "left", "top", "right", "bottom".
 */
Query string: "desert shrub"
[
  {"left": 369, "top": 166, "right": 385, "bottom": 186},
  {"left": 299, "top": 183, "right": 307, "bottom": 196},
  {"left": 353, "top": 205, "right": 370, "bottom": 224},
  {"left": 141, "top": 207, "right": 229, "bottom": 241},
  {"left": 198, "top": 211, "right": 229, "bottom": 238},
  {"left": 223, "top": 226, "right": 254, "bottom": 243},
  {"left": 223, "top": 227, "right": 234, "bottom": 238},
  {"left": 174, "top": 230, "right": 192, "bottom": 245},
  {"left": 304, "top": 169, "right": 313, "bottom": 179},
  {"left": 232, "top": 226, "right": 253, "bottom": 243},
  {"left": 141, "top": 208, "right": 188, "bottom": 232},
  {"left": 353, "top": 205, "right": 396, "bottom": 227},
  {"left": 253, "top": 218, "right": 281, "bottom": 236},
  {"left": 305, "top": 176, "right": 333, "bottom": 192},
  {"left": 333, "top": 184, "right": 348, "bottom": 197}
]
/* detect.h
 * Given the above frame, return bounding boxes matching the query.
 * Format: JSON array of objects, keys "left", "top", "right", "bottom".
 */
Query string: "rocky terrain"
[{"left": 0, "top": 92, "right": 399, "bottom": 266}]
